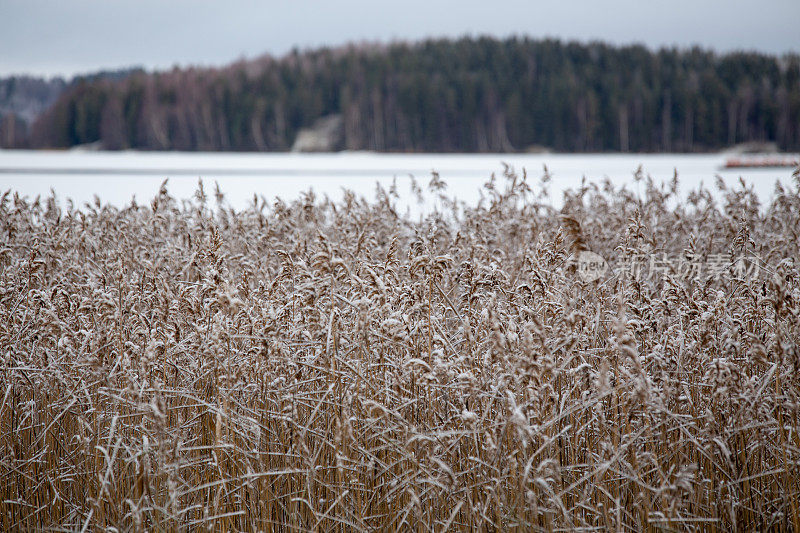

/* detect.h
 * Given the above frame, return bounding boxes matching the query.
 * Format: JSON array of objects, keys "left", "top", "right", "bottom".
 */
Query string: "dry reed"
[{"left": 1, "top": 167, "right": 799, "bottom": 531}]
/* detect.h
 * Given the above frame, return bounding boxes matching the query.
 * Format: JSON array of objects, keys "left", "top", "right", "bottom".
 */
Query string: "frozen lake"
[{"left": 0, "top": 149, "right": 796, "bottom": 214}]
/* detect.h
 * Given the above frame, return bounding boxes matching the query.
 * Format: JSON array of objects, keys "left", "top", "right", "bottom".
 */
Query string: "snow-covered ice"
[{"left": 0, "top": 149, "right": 796, "bottom": 214}]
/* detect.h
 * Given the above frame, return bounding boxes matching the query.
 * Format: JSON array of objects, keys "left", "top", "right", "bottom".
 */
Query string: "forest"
[{"left": 5, "top": 37, "right": 800, "bottom": 152}]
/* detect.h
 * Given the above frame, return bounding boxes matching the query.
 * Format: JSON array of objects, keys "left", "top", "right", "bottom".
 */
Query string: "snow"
[{"left": 0, "top": 150, "right": 796, "bottom": 214}]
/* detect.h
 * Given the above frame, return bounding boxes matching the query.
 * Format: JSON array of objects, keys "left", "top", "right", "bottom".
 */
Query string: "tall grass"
[{"left": 1, "top": 167, "right": 799, "bottom": 531}]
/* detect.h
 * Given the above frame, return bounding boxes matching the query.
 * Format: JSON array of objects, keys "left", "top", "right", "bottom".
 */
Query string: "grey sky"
[{"left": 1, "top": 0, "right": 798, "bottom": 78}]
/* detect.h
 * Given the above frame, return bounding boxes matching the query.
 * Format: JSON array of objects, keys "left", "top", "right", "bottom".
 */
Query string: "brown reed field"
[{"left": 1, "top": 166, "right": 799, "bottom": 531}]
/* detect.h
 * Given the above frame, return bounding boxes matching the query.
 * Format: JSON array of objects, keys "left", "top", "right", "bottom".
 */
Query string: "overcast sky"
[{"left": 1, "top": 0, "right": 798, "bottom": 78}]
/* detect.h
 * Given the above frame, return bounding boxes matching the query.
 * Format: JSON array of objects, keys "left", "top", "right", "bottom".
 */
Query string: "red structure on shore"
[{"left": 723, "top": 156, "right": 800, "bottom": 169}]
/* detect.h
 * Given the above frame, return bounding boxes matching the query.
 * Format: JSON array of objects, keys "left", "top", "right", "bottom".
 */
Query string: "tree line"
[{"left": 8, "top": 37, "right": 800, "bottom": 152}]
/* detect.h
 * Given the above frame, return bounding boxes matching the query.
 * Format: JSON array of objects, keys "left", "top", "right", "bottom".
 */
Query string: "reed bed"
[{"left": 1, "top": 167, "right": 799, "bottom": 531}]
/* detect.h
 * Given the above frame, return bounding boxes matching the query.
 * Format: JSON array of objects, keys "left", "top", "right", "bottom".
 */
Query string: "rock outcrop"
[{"left": 291, "top": 114, "right": 344, "bottom": 152}]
